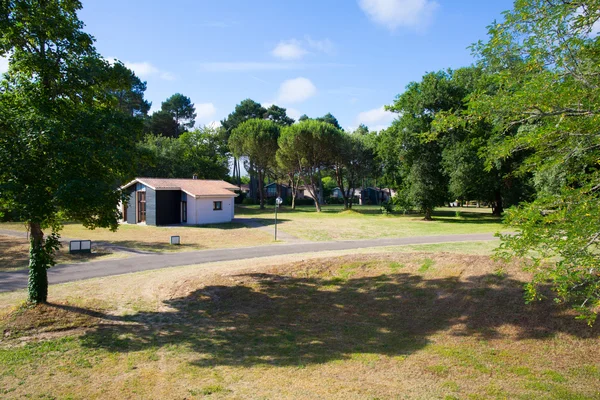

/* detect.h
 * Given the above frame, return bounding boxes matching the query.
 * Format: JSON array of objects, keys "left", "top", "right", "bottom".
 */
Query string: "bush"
[
  {"left": 391, "top": 192, "right": 416, "bottom": 214},
  {"left": 242, "top": 198, "right": 257, "bottom": 205},
  {"left": 380, "top": 201, "right": 394, "bottom": 215},
  {"left": 327, "top": 197, "right": 345, "bottom": 205},
  {"left": 292, "top": 198, "right": 315, "bottom": 206}
]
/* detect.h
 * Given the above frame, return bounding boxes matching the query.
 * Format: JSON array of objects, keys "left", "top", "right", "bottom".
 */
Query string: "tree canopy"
[
  {"left": 0, "top": 0, "right": 147, "bottom": 302},
  {"left": 229, "top": 119, "right": 280, "bottom": 208},
  {"left": 436, "top": 0, "right": 600, "bottom": 323},
  {"left": 277, "top": 120, "right": 342, "bottom": 212},
  {"left": 137, "top": 127, "right": 229, "bottom": 180}
]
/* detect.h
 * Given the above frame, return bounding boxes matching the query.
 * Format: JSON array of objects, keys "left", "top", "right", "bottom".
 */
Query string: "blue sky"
[{"left": 75, "top": 0, "right": 514, "bottom": 131}]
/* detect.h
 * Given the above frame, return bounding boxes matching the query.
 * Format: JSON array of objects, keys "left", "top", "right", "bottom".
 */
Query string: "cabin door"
[{"left": 137, "top": 191, "right": 146, "bottom": 223}]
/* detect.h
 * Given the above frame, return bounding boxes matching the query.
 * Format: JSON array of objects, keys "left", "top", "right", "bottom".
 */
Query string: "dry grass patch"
[
  {"left": 0, "top": 235, "right": 127, "bottom": 272},
  {"left": 0, "top": 222, "right": 273, "bottom": 253},
  {"left": 0, "top": 236, "right": 29, "bottom": 271},
  {"left": 1, "top": 251, "right": 599, "bottom": 399}
]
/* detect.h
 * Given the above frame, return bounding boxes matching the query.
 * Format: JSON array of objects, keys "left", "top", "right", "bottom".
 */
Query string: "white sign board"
[{"left": 276, "top": 197, "right": 283, "bottom": 206}]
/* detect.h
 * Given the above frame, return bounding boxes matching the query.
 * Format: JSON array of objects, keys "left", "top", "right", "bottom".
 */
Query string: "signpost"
[{"left": 275, "top": 197, "right": 283, "bottom": 241}]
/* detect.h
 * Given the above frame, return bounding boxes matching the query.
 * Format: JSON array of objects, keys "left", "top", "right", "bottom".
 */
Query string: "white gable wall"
[{"left": 189, "top": 196, "right": 235, "bottom": 225}]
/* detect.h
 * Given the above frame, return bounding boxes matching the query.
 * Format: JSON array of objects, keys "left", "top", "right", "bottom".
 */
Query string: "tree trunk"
[
  {"left": 306, "top": 176, "right": 321, "bottom": 212},
  {"left": 28, "top": 222, "right": 48, "bottom": 304},
  {"left": 424, "top": 208, "right": 433, "bottom": 221},
  {"left": 259, "top": 171, "right": 265, "bottom": 209},
  {"left": 288, "top": 173, "right": 299, "bottom": 210},
  {"left": 317, "top": 169, "right": 324, "bottom": 205},
  {"left": 348, "top": 187, "right": 354, "bottom": 210},
  {"left": 492, "top": 190, "right": 504, "bottom": 216}
]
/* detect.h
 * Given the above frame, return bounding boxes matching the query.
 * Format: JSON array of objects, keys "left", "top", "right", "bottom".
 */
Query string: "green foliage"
[
  {"left": 316, "top": 112, "right": 343, "bottom": 130},
  {"left": 137, "top": 127, "right": 229, "bottom": 179},
  {"left": 331, "top": 132, "right": 376, "bottom": 209},
  {"left": 0, "top": 0, "right": 146, "bottom": 302},
  {"left": 230, "top": 119, "right": 280, "bottom": 208},
  {"left": 264, "top": 104, "right": 294, "bottom": 126},
  {"left": 220, "top": 99, "right": 267, "bottom": 140},
  {"left": 277, "top": 120, "right": 342, "bottom": 211},
  {"left": 160, "top": 93, "right": 196, "bottom": 134},
  {"left": 460, "top": 0, "right": 600, "bottom": 322},
  {"left": 27, "top": 232, "right": 60, "bottom": 303},
  {"left": 148, "top": 110, "right": 179, "bottom": 138},
  {"left": 106, "top": 60, "right": 151, "bottom": 117},
  {"left": 386, "top": 71, "right": 460, "bottom": 219}
]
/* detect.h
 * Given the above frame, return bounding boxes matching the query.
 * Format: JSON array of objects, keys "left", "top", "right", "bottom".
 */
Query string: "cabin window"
[{"left": 213, "top": 201, "right": 222, "bottom": 211}]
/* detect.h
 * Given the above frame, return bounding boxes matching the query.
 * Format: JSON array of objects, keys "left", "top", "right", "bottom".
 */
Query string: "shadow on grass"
[
  {"left": 0, "top": 236, "right": 29, "bottom": 271},
  {"left": 176, "top": 222, "right": 254, "bottom": 230},
  {"left": 102, "top": 241, "right": 202, "bottom": 253},
  {"left": 236, "top": 205, "right": 503, "bottom": 222},
  {"left": 235, "top": 218, "right": 292, "bottom": 228},
  {"left": 54, "top": 269, "right": 599, "bottom": 368}
]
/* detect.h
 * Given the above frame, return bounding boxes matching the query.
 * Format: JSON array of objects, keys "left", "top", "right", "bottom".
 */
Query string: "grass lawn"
[
  {"left": 236, "top": 205, "right": 507, "bottom": 241},
  {"left": 1, "top": 246, "right": 598, "bottom": 399},
  {"left": 0, "top": 221, "right": 274, "bottom": 253},
  {"left": 0, "top": 235, "right": 129, "bottom": 272}
]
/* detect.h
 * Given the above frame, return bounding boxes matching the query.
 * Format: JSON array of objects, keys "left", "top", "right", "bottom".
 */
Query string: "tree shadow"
[
  {"left": 0, "top": 235, "right": 29, "bottom": 271},
  {"left": 104, "top": 241, "right": 202, "bottom": 252},
  {"left": 58, "top": 269, "right": 599, "bottom": 368},
  {"left": 236, "top": 218, "right": 292, "bottom": 228}
]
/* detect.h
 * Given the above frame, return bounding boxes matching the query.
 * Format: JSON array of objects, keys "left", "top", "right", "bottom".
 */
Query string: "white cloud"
[
  {"left": 271, "top": 37, "right": 335, "bottom": 61},
  {"left": 277, "top": 77, "right": 317, "bottom": 104},
  {"left": 272, "top": 40, "right": 308, "bottom": 60},
  {"left": 0, "top": 56, "right": 8, "bottom": 74},
  {"left": 286, "top": 107, "right": 302, "bottom": 121},
  {"left": 206, "top": 120, "right": 222, "bottom": 129},
  {"left": 305, "top": 36, "right": 335, "bottom": 55},
  {"left": 195, "top": 102, "right": 217, "bottom": 121},
  {"left": 356, "top": 106, "right": 395, "bottom": 128},
  {"left": 358, "top": 0, "right": 439, "bottom": 31},
  {"left": 123, "top": 61, "right": 175, "bottom": 81}
]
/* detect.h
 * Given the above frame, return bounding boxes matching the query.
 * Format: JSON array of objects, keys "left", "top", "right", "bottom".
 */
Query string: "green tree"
[
  {"left": 316, "top": 112, "right": 343, "bottom": 130},
  {"left": 331, "top": 132, "right": 375, "bottom": 209},
  {"left": 148, "top": 110, "right": 179, "bottom": 138},
  {"left": 221, "top": 99, "right": 267, "bottom": 139},
  {"left": 107, "top": 60, "right": 151, "bottom": 117},
  {"left": 221, "top": 99, "right": 267, "bottom": 188},
  {"left": 160, "top": 93, "right": 196, "bottom": 137},
  {"left": 453, "top": 0, "right": 600, "bottom": 323},
  {"left": 229, "top": 119, "right": 280, "bottom": 209},
  {"left": 277, "top": 120, "right": 341, "bottom": 212},
  {"left": 264, "top": 104, "right": 294, "bottom": 126},
  {"left": 137, "top": 127, "right": 229, "bottom": 180},
  {"left": 387, "top": 71, "right": 458, "bottom": 219},
  {"left": 0, "top": 0, "right": 145, "bottom": 303}
]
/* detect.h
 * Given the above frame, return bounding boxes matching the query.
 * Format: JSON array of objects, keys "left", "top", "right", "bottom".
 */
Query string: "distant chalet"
[{"left": 121, "top": 178, "right": 238, "bottom": 226}]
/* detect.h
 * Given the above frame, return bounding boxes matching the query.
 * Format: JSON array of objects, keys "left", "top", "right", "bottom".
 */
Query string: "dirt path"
[{"left": 0, "top": 233, "right": 498, "bottom": 293}]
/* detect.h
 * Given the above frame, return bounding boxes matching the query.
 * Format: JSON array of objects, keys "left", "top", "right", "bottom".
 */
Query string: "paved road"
[{"left": 0, "top": 233, "right": 498, "bottom": 293}]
